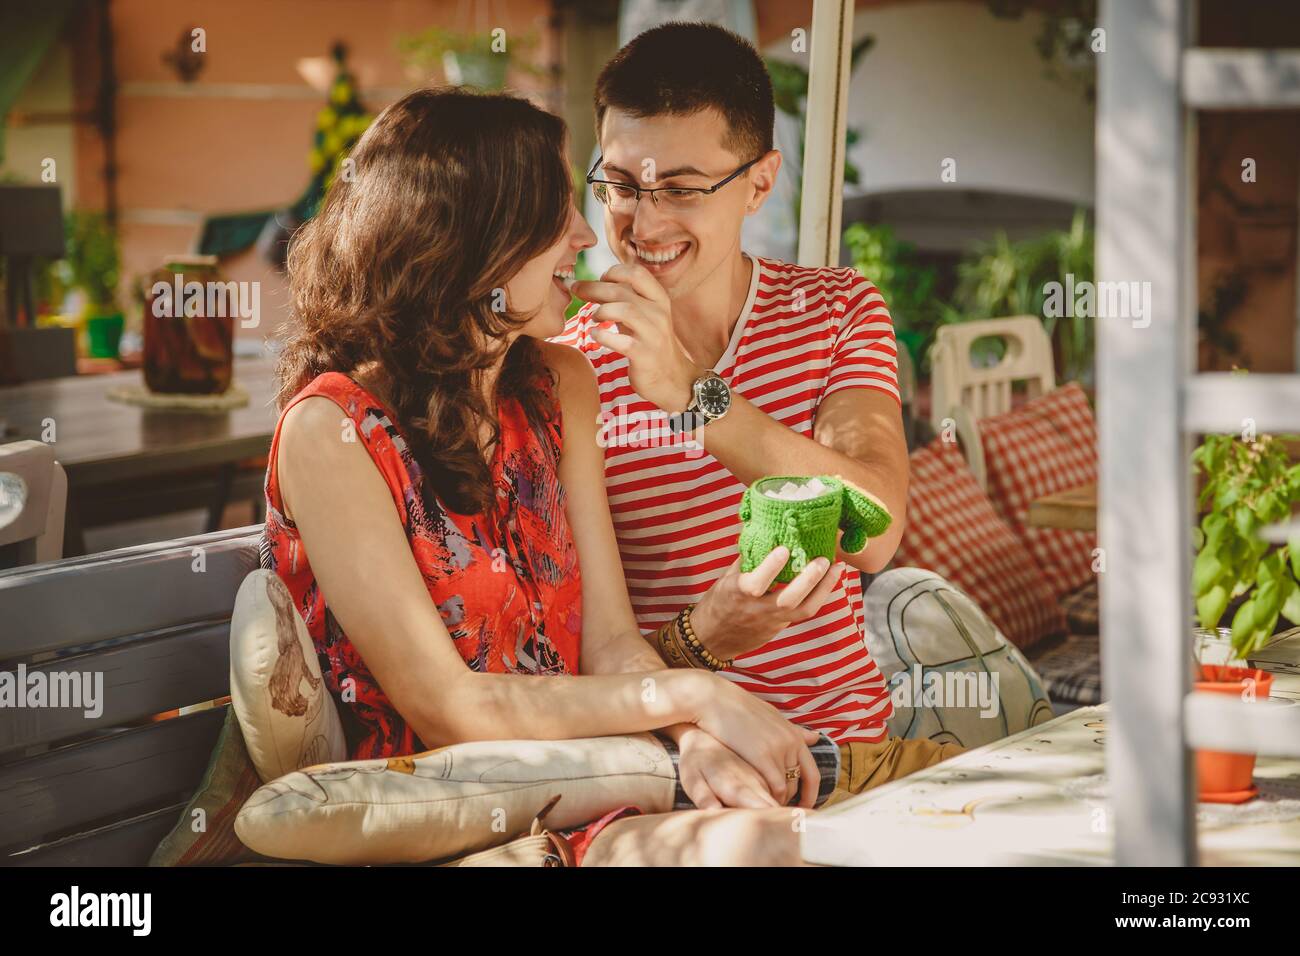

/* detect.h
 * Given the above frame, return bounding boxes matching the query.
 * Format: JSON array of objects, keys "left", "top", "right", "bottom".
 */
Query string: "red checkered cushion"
[
  {"left": 978, "top": 383, "right": 1098, "bottom": 598},
  {"left": 895, "top": 437, "right": 1065, "bottom": 650}
]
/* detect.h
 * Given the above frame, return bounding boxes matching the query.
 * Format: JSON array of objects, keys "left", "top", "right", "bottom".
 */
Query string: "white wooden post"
[
  {"left": 1096, "top": 0, "right": 1197, "bottom": 866},
  {"left": 797, "top": 0, "right": 855, "bottom": 268}
]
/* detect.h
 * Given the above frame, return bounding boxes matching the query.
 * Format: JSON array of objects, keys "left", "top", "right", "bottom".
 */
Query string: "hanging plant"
[{"left": 988, "top": 0, "right": 1098, "bottom": 103}]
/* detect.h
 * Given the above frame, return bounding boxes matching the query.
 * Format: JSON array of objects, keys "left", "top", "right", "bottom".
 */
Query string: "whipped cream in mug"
[{"left": 762, "top": 477, "right": 830, "bottom": 501}]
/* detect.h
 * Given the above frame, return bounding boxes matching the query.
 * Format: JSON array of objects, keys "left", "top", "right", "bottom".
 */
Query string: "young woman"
[{"left": 262, "top": 88, "right": 811, "bottom": 865}]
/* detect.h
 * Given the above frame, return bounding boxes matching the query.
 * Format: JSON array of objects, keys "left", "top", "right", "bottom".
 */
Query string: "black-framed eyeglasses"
[{"left": 586, "top": 154, "right": 762, "bottom": 212}]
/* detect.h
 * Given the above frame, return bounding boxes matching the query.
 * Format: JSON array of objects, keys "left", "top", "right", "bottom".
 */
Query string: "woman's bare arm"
[
  {"left": 277, "top": 387, "right": 819, "bottom": 804},
  {"left": 275, "top": 394, "right": 704, "bottom": 749},
  {"left": 543, "top": 342, "right": 665, "bottom": 677},
  {"left": 544, "top": 344, "right": 793, "bottom": 808}
]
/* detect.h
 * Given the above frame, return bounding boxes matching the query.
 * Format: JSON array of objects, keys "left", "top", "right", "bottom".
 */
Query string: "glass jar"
[
  {"left": 143, "top": 255, "right": 233, "bottom": 395},
  {"left": 1192, "top": 626, "right": 1248, "bottom": 668}
]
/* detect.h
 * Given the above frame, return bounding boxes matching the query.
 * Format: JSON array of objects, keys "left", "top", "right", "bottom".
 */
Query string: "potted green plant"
[
  {"left": 59, "top": 211, "right": 123, "bottom": 359},
  {"left": 1189, "top": 428, "right": 1295, "bottom": 800},
  {"left": 397, "top": 27, "right": 541, "bottom": 91},
  {"left": 1191, "top": 430, "right": 1300, "bottom": 653}
]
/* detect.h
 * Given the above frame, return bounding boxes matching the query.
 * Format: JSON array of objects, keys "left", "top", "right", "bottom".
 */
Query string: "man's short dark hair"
[{"left": 594, "top": 21, "right": 775, "bottom": 160}]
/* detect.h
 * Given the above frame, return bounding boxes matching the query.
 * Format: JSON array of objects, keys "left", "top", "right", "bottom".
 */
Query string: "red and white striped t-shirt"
[{"left": 550, "top": 256, "right": 901, "bottom": 743}]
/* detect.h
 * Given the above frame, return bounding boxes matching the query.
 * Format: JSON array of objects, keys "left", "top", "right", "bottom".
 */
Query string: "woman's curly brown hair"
[{"left": 275, "top": 87, "right": 572, "bottom": 515}]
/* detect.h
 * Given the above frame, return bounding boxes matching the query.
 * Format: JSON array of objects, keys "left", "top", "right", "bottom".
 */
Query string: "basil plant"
[{"left": 1192, "top": 431, "right": 1300, "bottom": 658}]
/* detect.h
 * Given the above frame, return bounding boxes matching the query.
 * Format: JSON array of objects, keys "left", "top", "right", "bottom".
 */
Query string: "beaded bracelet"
[
  {"left": 676, "top": 604, "right": 732, "bottom": 671},
  {"left": 655, "top": 608, "right": 730, "bottom": 672}
]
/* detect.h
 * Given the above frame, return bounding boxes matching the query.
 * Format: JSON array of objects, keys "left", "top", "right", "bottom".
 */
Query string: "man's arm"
[
  {"left": 690, "top": 386, "right": 908, "bottom": 573},
  {"left": 574, "top": 262, "right": 910, "bottom": 660},
  {"left": 574, "top": 264, "right": 908, "bottom": 573}
]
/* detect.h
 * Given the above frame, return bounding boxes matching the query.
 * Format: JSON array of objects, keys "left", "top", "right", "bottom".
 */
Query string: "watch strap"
[
  {"left": 669, "top": 372, "right": 729, "bottom": 433},
  {"left": 668, "top": 410, "right": 706, "bottom": 434}
]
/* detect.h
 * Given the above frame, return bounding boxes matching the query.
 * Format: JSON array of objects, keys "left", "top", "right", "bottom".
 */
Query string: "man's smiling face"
[{"left": 596, "top": 108, "right": 765, "bottom": 300}]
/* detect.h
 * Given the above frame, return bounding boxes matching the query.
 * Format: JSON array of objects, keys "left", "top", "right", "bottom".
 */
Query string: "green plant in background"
[
  {"left": 843, "top": 222, "right": 946, "bottom": 371},
  {"left": 766, "top": 35, "right": 874, "bottom": 229},
  {"left": 564, "top": 252, "right": 597, "bottom": 322},
  {"left": 398, "top": 27, "right": 541, "bottom": 90},
  {"left": 564, "top": 162, "right": 599, "bottom": 322},
  {"left": 988, "top": 0, "right": 1098, "bottom": 103},
  {"left": 1192, "top": 428, "right": 1300, "bottom": 658},
  {"left": 59, "top": 210, "right": 120, "bottom": 313},
  {"left": 950, "top": 208, "right": 1094, "bottom": 381},
  {"left": 0, "top": 250, "right": 68, "bottom": 317},
  {"left": 1198, "top": 270, "right": 1249, "bottom": 370},
  {"left": 31, "top": 254, "right": 68, "bottom": 315}
]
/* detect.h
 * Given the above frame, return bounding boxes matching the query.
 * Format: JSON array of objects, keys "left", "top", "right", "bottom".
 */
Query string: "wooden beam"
[
  {"left": 1096, "top": 0, "right": 1197, "bottom": 866},
  {"left": 1183, "top": 49, "right": 1300, "bottom": 110},
  {"left": 797, "top": 0, "right": 854, "bottom": 268}
]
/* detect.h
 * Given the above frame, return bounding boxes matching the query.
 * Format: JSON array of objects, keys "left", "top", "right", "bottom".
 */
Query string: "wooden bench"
[{"left": 0, "top": 525, "right": 261, "bottom": 865}]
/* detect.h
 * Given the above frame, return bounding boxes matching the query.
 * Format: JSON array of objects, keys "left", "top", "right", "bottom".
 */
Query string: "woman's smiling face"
[{"left": 506, "top": 205, "right": 597, "bottom": 340}]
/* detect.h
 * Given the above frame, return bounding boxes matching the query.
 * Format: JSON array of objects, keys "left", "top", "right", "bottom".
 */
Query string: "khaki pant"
[{"left": 823, "top": 736, "right": 965, "bottom": 807}]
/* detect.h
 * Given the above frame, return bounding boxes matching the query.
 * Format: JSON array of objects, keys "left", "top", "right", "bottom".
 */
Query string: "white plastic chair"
[
  {"left": 0, "top": 440, "right": 67, "bottom": 567},
  {"left": 929, "top": 317, "right": 1056, "bottom": 490},
  {"left": 897, "top": 342, "right": 916, "bottom": 407}
]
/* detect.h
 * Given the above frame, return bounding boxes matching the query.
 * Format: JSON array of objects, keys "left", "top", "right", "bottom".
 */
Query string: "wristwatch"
[{"left": 669, "top": 371, "right": 732, "bottom": 434}]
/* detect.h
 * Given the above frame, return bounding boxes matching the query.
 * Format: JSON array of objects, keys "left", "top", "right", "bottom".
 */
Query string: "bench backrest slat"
[
  {"left": 0, "top": 527, "right": 260, "bottom": 660},
  {"left": 1, "top": 527, "right": 262, "bottom": 864},
  {"left": 0, "top": 707, "right": 226, "bottom": 854},
  {"left": 8, "top": 803, "right": 189, "bottom": 867},
  {"left": 0, "top": 621, "right": 230, "bottom": 756}
]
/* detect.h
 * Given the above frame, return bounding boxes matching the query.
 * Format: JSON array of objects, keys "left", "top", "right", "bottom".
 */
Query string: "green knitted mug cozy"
[{"left": 737, "top": 475, "right": 893, "bottom": 584}]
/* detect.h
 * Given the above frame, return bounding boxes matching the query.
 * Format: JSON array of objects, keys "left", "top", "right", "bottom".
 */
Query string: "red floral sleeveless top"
[{"left": 261, "top": 371, "right": 583, "bottom": 760}]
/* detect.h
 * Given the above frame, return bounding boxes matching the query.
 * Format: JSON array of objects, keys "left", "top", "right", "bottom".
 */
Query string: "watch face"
[{"left": 697, "top": 376, "right": 731, "bottom": 416}]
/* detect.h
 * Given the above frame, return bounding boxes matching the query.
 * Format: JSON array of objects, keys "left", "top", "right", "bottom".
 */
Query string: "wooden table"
[
  {"left": 802, "top": 680, "right": 1300, "bottom": 866},
  {"left": 1028, "top": 481, "right": 1096, "bottom": 531},
  {"left": 0, "top": 357, "right": 279, "bottom": 554}
]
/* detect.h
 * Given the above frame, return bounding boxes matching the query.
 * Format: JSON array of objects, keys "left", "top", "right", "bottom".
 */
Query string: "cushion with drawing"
[
  {"left": 863, "top": 567, "right": 1055, "bottom": 750},
  {"left": 235, "top": 733, "right": 680, "bottom": 865},
  {"left": 235, "top": 733, "right": 841, "bottom": 866},
  {"left": 229, "top": 570, "right": 348, "bottom": 782},
  {"left": 894, "top": 437, "right": 1065, "bottom": 649},
  {"left": 149, "top": 708, "right": 269, "bottom": 866},
  {"left": 977, "top": 382, "right": 1099, "bottom": 598}
]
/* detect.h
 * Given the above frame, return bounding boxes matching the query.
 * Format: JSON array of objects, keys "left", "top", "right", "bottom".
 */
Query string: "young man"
[{"left": 552, "top": 21, "right": 961, "bottom": 806}]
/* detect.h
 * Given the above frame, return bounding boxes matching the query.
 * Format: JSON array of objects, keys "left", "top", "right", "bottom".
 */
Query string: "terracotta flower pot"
[{"left": 1193, "top": 664, "right": 1273, "bottom": 802}]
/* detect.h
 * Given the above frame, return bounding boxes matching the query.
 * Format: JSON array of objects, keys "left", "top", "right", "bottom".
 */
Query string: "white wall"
[{"left": 769, "top": 1, "right": 1096, "bottom": 206}]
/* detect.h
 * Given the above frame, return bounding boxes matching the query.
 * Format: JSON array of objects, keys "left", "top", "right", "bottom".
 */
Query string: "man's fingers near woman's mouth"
[
  {"left": 570, "top": 279, "right": 635, "bottom": 303},
  {"left": 591, "top": 325, "right": 633, "bottom": 353}
]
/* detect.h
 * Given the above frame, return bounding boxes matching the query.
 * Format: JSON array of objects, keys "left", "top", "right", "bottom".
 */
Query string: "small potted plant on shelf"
[
  {"left": 1189, "top": 427, "right": 1296, "bottom": 801},
  {"left": 59, "top": 211, "right": 123, "bottom": 359},
  {"left": 397, "top": 27, "right": 542, "bottom": 91}
]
